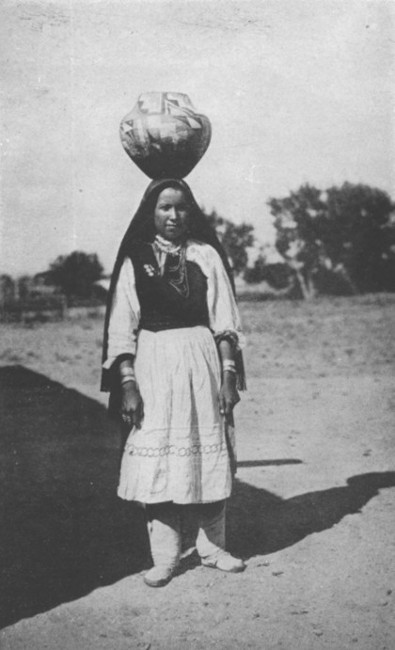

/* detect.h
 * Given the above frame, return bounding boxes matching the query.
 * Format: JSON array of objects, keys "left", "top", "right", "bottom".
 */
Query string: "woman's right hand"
[{"left": 120, "top": 381, "right": 144, "bottom": 429}]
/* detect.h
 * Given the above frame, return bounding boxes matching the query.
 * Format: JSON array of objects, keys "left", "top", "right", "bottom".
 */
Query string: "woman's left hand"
[{"left": 219, "top": 372, "right": 240, "bottom": 419}]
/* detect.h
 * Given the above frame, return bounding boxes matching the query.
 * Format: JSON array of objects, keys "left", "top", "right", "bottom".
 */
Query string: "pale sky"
[{"left": 1, "top": 0, "right": 394, "bottom": 276}]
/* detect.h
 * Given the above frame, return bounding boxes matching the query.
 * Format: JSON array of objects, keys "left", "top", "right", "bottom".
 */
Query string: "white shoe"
[
  {"left": 144, "top": 565, "right": 176, "bottom": 587},
  {"left": 201, "top": 550, "right": 246, "bottom": 573}
]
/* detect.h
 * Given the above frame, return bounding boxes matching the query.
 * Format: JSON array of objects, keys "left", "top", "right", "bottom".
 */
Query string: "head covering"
[{"left": 101, "top": 178, "right": 246, "bottom": 399}]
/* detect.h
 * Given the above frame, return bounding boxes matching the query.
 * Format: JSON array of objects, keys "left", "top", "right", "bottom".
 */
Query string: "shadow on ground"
[
  {"left": 1, "top": 366, "right": 394, "bottom": 629},
  {"left": 0, "top": 366, "right": 149, "bottom": 629},
  {"left": 228, "top": 472, "right": 395, "bottom": 558}
]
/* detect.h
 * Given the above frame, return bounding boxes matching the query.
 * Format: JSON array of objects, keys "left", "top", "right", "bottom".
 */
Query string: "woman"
[{"left": 101, "top": 178, "right": 246, "bottom": 587}]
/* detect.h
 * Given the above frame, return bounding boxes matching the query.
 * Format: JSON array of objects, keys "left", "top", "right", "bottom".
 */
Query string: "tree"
[
  {"left": 202, "top": 208, "right": 255, "bottom": 274},
  {"left": 268, "top": 183, "right": 395, "bottom": 298},
  {"left": 268, "top": 185, "right": 327, "bottom": 298},
  {"left": 324, "top": 183, "right": 395, "bottom": 293},
  {"left": 47, "top": 251, "right": 104, "bottom": 302},
  {"left": 18, "top": 275, "right": 33, "bottom": 300},
  {"left": 0, "top": 275, "right": 15, "bottom": 307}
]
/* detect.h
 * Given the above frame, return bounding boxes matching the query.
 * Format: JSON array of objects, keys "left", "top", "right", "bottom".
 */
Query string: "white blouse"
[{"left": 103, "top": 240, "right": 245, "bottom": 369}]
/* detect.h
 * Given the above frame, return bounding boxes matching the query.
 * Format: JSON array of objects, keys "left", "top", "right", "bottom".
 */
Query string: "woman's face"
[{"left": 153, "top": 187, "right": 190, "bottom": 242}]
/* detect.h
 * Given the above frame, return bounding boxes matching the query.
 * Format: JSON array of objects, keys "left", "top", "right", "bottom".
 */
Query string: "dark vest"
[{"left": 128, "top": 242, "right": 210, "bottom": 332}]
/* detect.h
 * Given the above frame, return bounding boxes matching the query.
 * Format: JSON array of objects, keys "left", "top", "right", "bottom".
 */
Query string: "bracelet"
[
  {"left": 222, "top": 360, "right": 236, "bottom": 373},
  {"left": 120, "top": 369, "right": 136, "bottom": 381},
  {"left": 120, "top": 376, "right": 136, "bottom": 386},
  {"left": 120, "top": 366, "right": 134, "bottom": 374},
  {"left": 120, "top": 367, "right": 135, "bottom": 377}
]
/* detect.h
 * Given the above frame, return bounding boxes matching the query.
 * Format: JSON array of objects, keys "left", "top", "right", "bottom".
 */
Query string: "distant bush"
[
  {"left": 68, "top": 297, "right": 105, "bottom": 308},
  {"left": 46, "top": 251, "right": 104, "bottom": 303},
  {"left": 244, "top": 260, "right": 293, "bottom": 289},
  {"left": 1, "top": 296, "right": 66, "bottom": 323}
]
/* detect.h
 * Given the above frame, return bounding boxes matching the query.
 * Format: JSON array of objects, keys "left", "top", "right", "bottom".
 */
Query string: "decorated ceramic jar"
[{"left": 119, "top": 92, "right": 211, "bottom": 179}]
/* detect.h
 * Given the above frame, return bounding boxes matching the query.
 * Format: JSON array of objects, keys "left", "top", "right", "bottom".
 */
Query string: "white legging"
[{"left": 146, "top": 501, "right": 226, "bottom": 567}]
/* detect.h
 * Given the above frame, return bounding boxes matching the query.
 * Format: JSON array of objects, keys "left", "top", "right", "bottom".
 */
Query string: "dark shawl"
[{"left": 101, "top": 178, "right": 246, "bottom": 409}]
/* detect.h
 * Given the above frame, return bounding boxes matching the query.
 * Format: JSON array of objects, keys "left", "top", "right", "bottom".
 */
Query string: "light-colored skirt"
[{"left": 117, "top": 326, "right": 235, "bottom": 504}]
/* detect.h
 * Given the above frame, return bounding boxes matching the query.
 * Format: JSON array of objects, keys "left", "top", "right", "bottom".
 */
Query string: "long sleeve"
[
  {"left": 102, "top": 257, "right": 141, "bottom": 370},
  {"left": 188, "top": 242, "right": 246, "bottom": 351}
]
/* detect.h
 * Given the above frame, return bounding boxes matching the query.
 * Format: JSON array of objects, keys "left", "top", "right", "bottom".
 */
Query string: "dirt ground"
[{"left": 0, "top": 295, "right": 394, "bottom": 649}]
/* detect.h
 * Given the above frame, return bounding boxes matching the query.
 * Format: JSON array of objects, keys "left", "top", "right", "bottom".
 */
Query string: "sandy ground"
[{"left": 0, "top": 295, "right": 394, "bottom": 649}]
